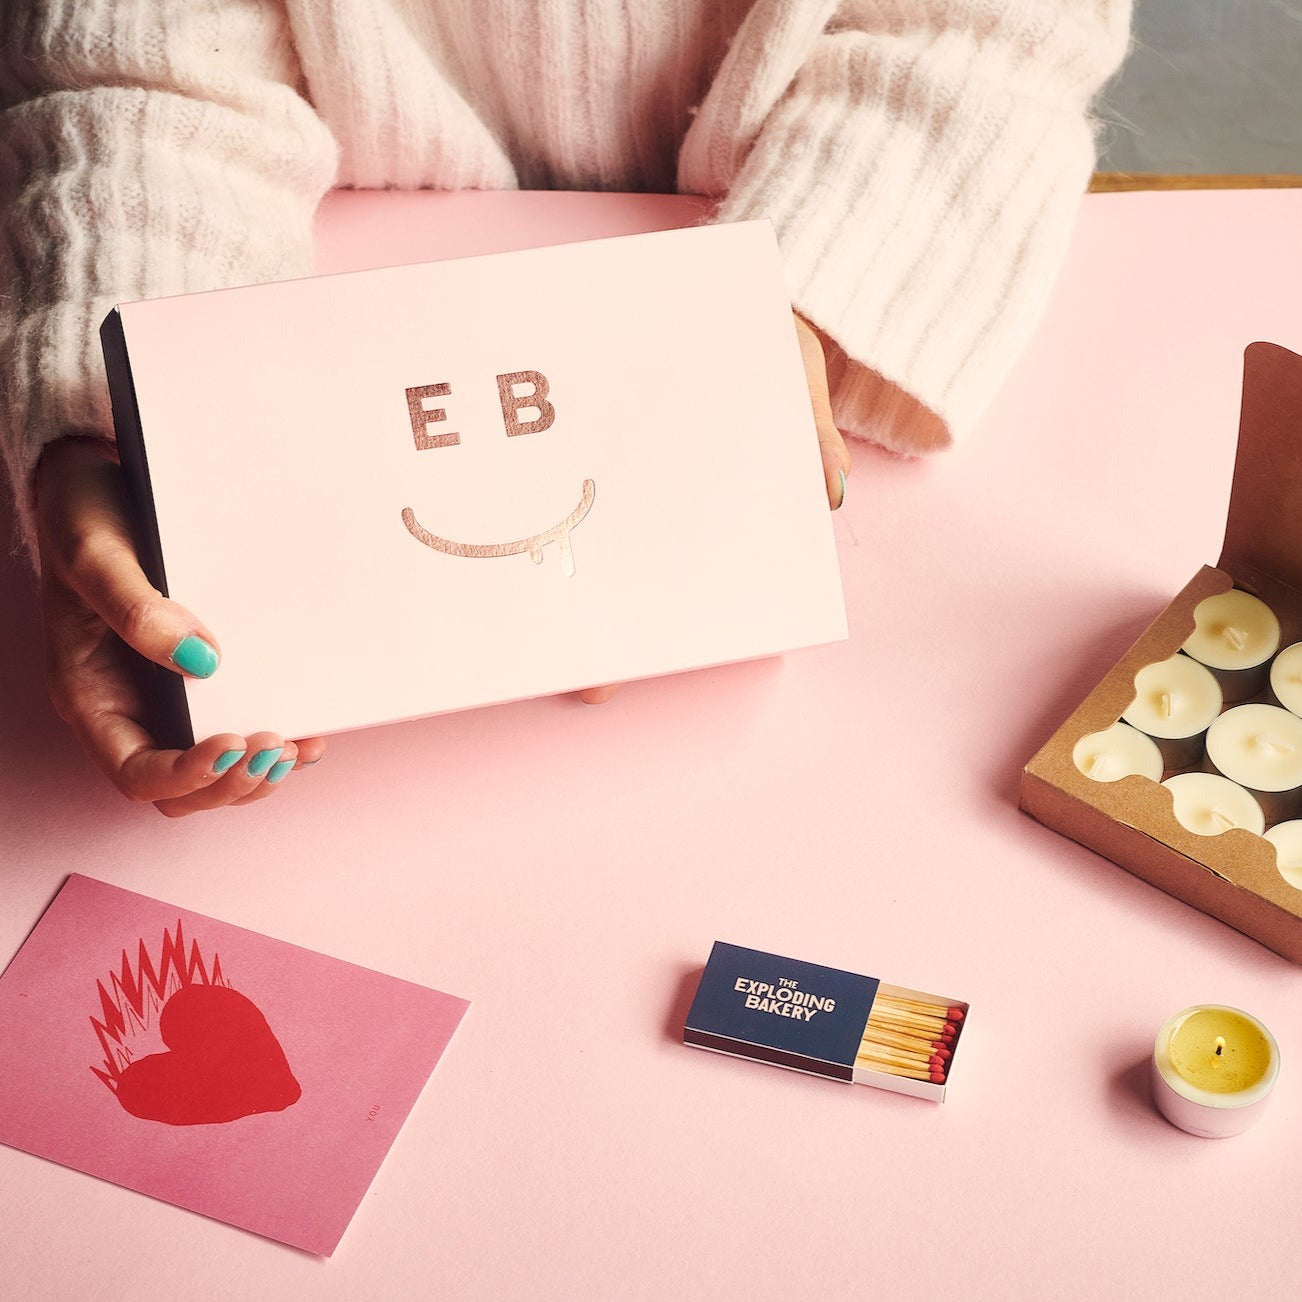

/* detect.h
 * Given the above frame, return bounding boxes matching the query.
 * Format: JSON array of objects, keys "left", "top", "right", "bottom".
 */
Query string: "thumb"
[
  {"left": 68, "top": 533, "right": 222, "bottom": 678},
  {"left": 38, "top": 439, "right": 221, "bottom": 678},
  {"left": 792, "top": 313, "right": 850, "bottom": 510}
]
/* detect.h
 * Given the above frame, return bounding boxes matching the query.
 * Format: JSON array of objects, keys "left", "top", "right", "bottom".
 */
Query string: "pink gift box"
[{"left": 101, "top": 217, "right": 846, "bottom": 745}]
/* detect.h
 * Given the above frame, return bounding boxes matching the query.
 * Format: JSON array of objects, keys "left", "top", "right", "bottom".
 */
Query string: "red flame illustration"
[{"left": 90, "top": 919, "right": 228, "bottom": 1091}]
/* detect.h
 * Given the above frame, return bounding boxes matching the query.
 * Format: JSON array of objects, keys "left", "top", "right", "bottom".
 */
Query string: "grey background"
[{"left": 1096, "top": 0, "right": 1302, "bottom": 173}]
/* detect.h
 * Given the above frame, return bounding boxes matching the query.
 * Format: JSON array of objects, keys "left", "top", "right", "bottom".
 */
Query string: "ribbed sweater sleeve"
[
  {"left": 0, "top": 1, "right": 337, "bottom": 564},
  {"left": 681, "top": 0, "right": 1132, "bottom": 455},
  {"left": 0, "top": 1, "right": 1134, "bottom": 565}
]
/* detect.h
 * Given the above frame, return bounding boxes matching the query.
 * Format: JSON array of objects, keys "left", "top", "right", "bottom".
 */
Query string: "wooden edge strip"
[{"left": 1090, "top": 173, "right": 1302, "bottom": 193}]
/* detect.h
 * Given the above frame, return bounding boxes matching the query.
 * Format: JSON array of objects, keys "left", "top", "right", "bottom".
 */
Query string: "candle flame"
[{"left": 1222, "top": 625, "right": 1248, "bottom": 651}]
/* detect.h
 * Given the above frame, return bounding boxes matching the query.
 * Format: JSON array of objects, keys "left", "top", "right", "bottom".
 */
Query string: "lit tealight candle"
[
  {"left": 1072, "top": 722, "right": 1164, "bottom": 783},
  {"left": 1263, "top": 820, "right": 1302, "bottom": 889},
  {"left": 1204, "top": 704, "right": 1302, "bottom": 824},
  {"left": 1161, "top": 772, "right": 1265, "bottom": 837},
  {"left": 1182, "top": 590, "right": 1280, "bottom": 702},
  {"left": 1121, "top": 654, "right": 1223, "bottom": 770},
  {"left": 1151, "top": 1005, "right": 1280, "bottom": 1137},
  {"left": 1269, "top": 642, "right": 1302, "bottom": 718}
]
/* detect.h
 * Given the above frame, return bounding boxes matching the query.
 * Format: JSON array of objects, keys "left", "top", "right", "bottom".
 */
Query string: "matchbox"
[{"left": 683, "top": 942, "right": 969, "bottom": 1102}]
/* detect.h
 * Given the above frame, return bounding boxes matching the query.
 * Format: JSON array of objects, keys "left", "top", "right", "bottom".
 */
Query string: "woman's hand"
[
  {"left": 577, "top": 310, "right": 849, "bottom": 706},
  {"left": 34, "top": 435, "right": 325, "bottom": 816},
  {"left": 793, "top": 310, "right": 850, "bottom": 510}
]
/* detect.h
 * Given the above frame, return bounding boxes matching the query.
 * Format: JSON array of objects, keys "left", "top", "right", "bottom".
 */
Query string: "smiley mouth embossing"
[{"left": 402, "top": 479, "right": 596, "bottom": 577}]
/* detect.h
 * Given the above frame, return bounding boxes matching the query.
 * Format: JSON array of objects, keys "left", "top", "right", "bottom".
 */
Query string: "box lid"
[
  {"left": 101, "top": 218, "right": 847, "bottom": 745},
  {"left": 1220, "top": 343, "right": 1302, "bottom": 594}
]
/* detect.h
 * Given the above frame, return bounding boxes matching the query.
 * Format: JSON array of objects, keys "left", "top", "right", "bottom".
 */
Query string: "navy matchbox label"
[{"left": 683, "top": 942, "right": 879, "bottom": 1080}]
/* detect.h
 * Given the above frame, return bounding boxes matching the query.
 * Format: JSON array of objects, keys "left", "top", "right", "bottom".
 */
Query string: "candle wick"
[
  {"left": 1209, "top": 807, "right": 1235, "bottom": 831},
  {"left": 1257, "top": 734, "right": 1295, "bottom": 756},
  {"left": 1160, "top": 691, "right": 1173, "bottom": 719},
  {"left": 1223, "top": 625, "right": 1248, "bottom": 651},
  {"left": 1215, "top": 1036, "right": 1226, "bottom": 1058}
]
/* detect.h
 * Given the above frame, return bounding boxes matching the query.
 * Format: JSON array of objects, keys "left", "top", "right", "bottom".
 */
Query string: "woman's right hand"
[{"left": 34, "top": 435, "right": 325, "bottom": 817}]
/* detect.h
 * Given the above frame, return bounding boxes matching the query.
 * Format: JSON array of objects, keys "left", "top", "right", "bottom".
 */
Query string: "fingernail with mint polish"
[
  {"left": 266, "top": 759, "right": 295, "bottom": 785},
  {"left": 213, "top": 749, "right": 246, "bottom": 775},
  {"left": 247, "top": 746, "right": 284, "bottom": 777},
  {"left": 171, "top": 635, "right": 219, "bottom": 678}
]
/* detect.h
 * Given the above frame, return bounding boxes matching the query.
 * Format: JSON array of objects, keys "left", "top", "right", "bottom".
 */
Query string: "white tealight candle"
[
  {"left": 1182, "top": 590, "right": 1280, "bottom": 702},
  {"left": 1121, "top": 654, "right": 1223, "bottom": 770},
  {"left": 1204, "top": 704, "right": 1302, "bottom": 824},
  {"left": 1269, "top": 642, "right": 1302, "bottom": 718},
  {"left": 1072, "top": 723, "right": 1164, "bottom": 783},
  {"left": 1161, "top": 772, "right": 1265, "bottom": 837},
  {"left": 1263, "top": 820, "right": 1302, "bottom": 889},
  {"left": 1151, "top": 1005, "right": 1280, "bottom": 1138}
]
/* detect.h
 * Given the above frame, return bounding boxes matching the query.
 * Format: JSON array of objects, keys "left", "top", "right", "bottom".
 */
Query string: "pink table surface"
[{"left": 3, "top": 187, "right": 1302, "bottom": 1301}]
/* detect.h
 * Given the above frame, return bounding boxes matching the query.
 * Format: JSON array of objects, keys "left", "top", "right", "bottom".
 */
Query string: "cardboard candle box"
[
  {"left": 1021, "top": 342, "right": 1302, "bottom": 963},
  {"left": 100, "top": 221, "right": 846, "bottom": 746},
  {"left": 683, "top": 942, "right": 969, "bottom": 1102}
]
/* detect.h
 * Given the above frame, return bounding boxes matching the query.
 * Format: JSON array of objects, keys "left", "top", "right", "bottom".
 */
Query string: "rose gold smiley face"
[{"left": 400, "top": 371, "right": 595, "bottom": 576}]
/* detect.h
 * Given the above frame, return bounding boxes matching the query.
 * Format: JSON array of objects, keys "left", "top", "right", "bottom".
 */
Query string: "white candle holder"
[
  {"left": 1203, "top": 704, "right": 1302, "bottom": 825},
  {"left": 1151, "top": 1005, "right": 1280, "bottom": 1138},
  {"left": 1072, "top": 723, "right": 1164, "bottom": 783},
  {"left": 1265, "top": 820, "right": 1302, "bottom": 889},
  {"left": 1183, "top": 590, "right": 1281, "bottom": 703},
  {"left": 1121, "top": 654, "right": 1223, "bottom": 771},
  {"left": 1269, "top": 643, "right": 1302, "bottom": 718},
  {"left": 1161, "top": 772, "right": 1265, "bottom": 837}
]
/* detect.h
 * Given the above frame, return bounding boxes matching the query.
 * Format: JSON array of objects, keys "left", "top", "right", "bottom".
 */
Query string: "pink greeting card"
[{"left": 0, "top": 875, "right": 468, "bottom": 1255}]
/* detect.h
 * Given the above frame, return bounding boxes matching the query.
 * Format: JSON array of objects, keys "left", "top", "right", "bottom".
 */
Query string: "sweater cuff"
[
  {"left": 1, "top": 296, "right": 120, "bottom": 569},
  {"left": 1, "top": 178, "right": 318, "bottom": 573},
  {"left": 1, "top": 78, "right": 337, "bottom": 570},
  {"left": 711, "top": 29, "right": 1124, "bottom": 456}
]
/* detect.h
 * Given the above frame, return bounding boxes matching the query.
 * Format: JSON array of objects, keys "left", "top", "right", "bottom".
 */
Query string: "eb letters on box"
[{"left": 401, "top": 370, "right": 593, "bottom": 576}]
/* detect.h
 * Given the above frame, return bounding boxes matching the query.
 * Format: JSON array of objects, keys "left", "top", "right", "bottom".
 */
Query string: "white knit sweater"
[{"left": 0, "top": 1, "right": 1131, "bottom": 562}]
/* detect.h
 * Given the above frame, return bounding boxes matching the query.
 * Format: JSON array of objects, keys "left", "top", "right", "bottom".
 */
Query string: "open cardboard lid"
[{"left": 1220, "top": 342, "right": 1302, "bottom": 594}]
